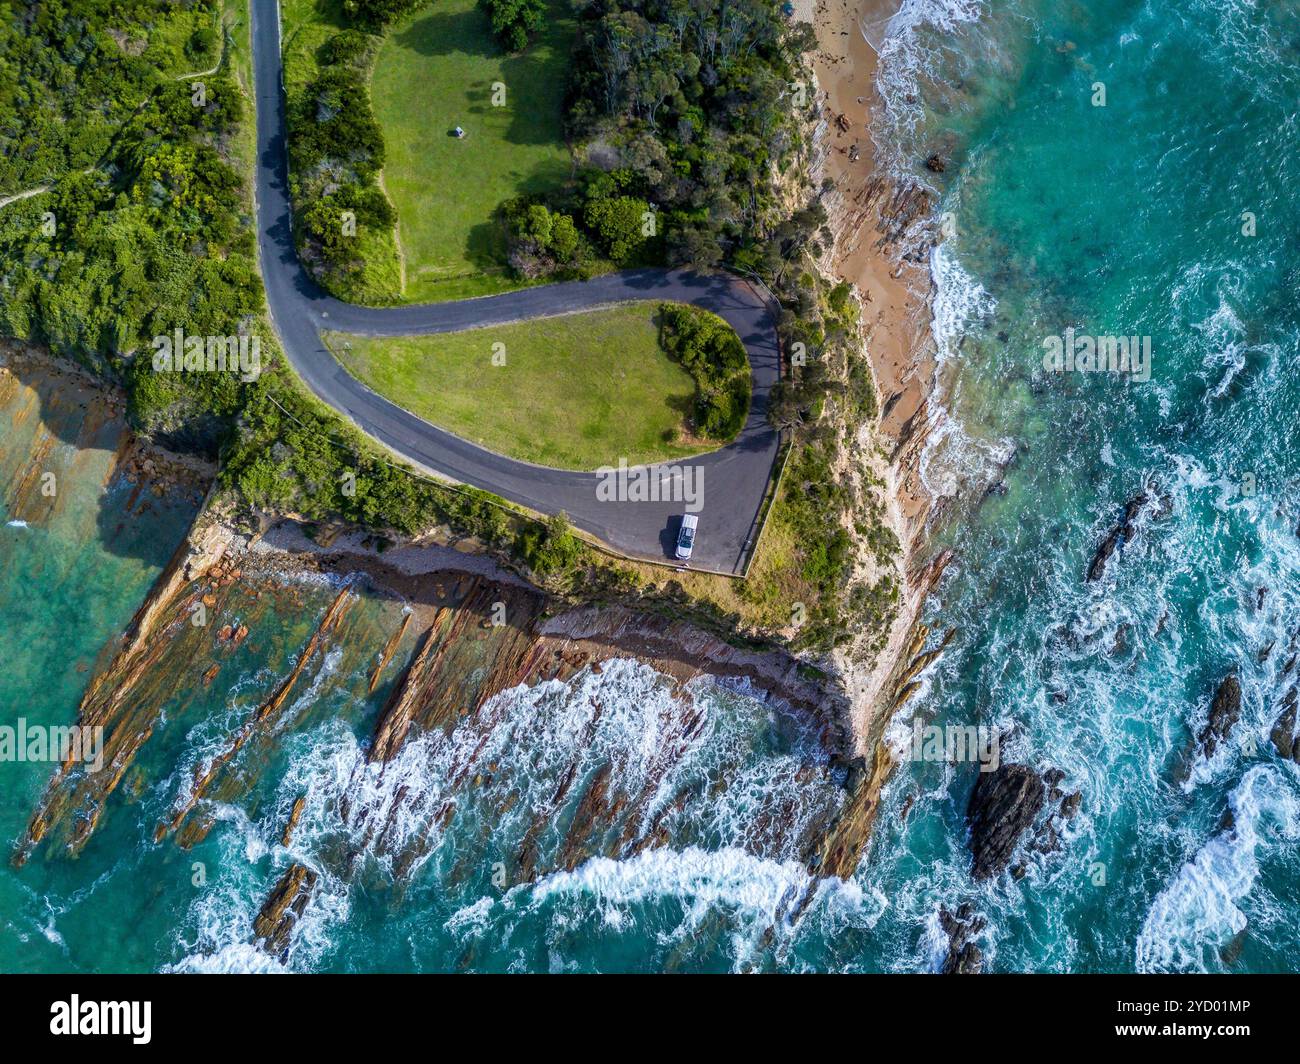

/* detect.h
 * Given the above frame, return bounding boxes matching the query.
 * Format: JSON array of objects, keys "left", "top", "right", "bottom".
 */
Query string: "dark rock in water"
[
  {"left": 1086, "top": 484, "right": 1165, "bottom": 582},
  {"left": 938, "top": 905, "right": 985, "bottom": 974},
  {"left": 1259, "top": 640, "right": 1275, "bottom": 664},
  {"left": 1271, "top": 687, "right": 1298, "bottom": 760},
  {"left": 1086, "top": 517, "right": 1128, "bottom": 583},
  {"left": 1256, "top": 587, "right": 1268, "bottom": 611},
  {"left": 1111, "top": 623, "right": 1132, "bottom": 657},
  {"left": 1153, "top": 487, "right": 1174, "bottom": 520},
  {"left": 1059, "top": 791, "right": 1082, "bottom": 818},
  {"left": 1052, "top": 623, "right": 1082, "bottom": 652},
  {"left": 1220, "top": 927, "right": 1248, "bottom": 968},
  {"left": 981, "top": 479, "right": 1008, "bottom": 503},
  {"left": 943, "top": 942, "right": 982, "bottom": 974},
  {"left": 925, "top": 153, "right": 948, "bottom": 172},
  {"left": 1198, "top": 674, "right": 1242, "bottom": 760},
  {"left": 966, "top": 763, "right": 1045, "bottom": 881},
  {"left": 899, "top": 792, "right": 915, "bottom": 822},
  {"left": 1033, "top": 821, "right": 1060, "bottom": 855}
]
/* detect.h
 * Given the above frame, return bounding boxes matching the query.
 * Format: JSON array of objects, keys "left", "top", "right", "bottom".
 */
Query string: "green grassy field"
[
  {"left": 326, "top": 304, "right": 726, "bottom": 470},
  {"left": 370, "top": 0, "right": 574, "bottom": 301}
]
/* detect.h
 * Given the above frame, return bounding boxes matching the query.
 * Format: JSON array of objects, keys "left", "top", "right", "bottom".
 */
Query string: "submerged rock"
[
  {"left": 1271, "top": 687, "right": 1298, "bottom": 761},
  {"left": 1086, "top": 482, "right": 1169, "bottom": 583},
  {"left": 1220, "top": 927, "right": 1248, "bottom": 968},
  {"left": 966, "top": 763, "right": 1045, "bottom": 881}
]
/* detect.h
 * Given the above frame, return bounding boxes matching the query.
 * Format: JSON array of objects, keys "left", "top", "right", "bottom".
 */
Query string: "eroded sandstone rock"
[{"left": 252, "top": 863, "right": 318, "bottom": 962}]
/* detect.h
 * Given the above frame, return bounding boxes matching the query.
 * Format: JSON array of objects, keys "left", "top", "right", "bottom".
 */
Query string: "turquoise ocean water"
[{"left": 4, "top": 0, "right": 1300, "bottom": 971}]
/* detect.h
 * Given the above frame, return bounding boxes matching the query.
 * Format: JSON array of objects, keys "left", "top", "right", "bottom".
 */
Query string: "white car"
[{"left": 675, "top": 514, "right": 698, "bottom": 561}]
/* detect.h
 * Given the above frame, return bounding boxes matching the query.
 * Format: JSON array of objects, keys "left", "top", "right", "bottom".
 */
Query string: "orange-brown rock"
[
  {"left": 252, "top": 863, "right": 318, "bottom": 962},
  {"left": 281, "top": 795, "right": 307, "bottom": 847}
]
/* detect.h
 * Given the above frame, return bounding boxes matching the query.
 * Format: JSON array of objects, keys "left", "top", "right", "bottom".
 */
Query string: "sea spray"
[
  {"left": 866, "top": 0, "right": 1300, "bottom": 974},
  {"left": 1136, "top": 765, "right": 1300, "bottom": 973},
  {"left": 171, "top": 659, "right": 852, "bottom": 971}
]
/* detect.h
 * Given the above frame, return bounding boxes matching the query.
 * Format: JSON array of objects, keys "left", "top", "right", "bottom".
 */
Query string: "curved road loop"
[{"left": 250, "top": 1, "right": 781, "bottom": 573}]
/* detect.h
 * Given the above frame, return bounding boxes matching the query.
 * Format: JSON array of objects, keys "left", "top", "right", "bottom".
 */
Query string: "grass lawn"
[
  {"left": 370, "top": 0, "right": 574, "bottom": 302},
  {"left": 325, "top": 304, "right": 726, "bottom": 470}
]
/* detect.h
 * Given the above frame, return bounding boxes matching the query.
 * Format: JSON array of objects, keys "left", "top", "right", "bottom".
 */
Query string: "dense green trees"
[
  {"left": 583, "top": 195, "right": 652, "bottom": 265},
  {"left": 657, "top": 303, "right": 750, "bottom": 439},
  {"left": 478, "top": 0, "right": 546, "bottom": 52},
  {"left": 341, "top": 0, "right": 427, "bottom": 32},
  {"left": 0, "top": 0, "right": 190, "bottom": 192},
  {"left": 499, "top": 0, "right": 818, "bottom": 282},
  {"left": 0, "top": 1, "right": 263, "bottom": 453},
  {"left": 502, "top": 201, "right": 591, "bottom": 277},
  {"left": 516, "top": 512, "right": 584, "bottom": 575},
  {"left": 287, "top": 28, "right": 397, "bottom": 301}
]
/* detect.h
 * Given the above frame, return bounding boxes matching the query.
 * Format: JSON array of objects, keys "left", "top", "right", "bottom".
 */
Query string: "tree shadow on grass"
[
  {"left": 458, "top": 151, "right": 570, "bottom": 271},
  {"left": 387, "top": 3, "right": 576, "bottom": 150},
  {"left": 381, "top": 1, "right": 577, "bottom": 279},
  {"left": 464, "top": 217, "right": 507, "bottom": 273}
]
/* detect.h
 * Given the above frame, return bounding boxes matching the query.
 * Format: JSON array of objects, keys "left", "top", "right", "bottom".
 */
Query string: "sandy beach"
[
  {"left": 798, "top": 0, "right": 953, "bottom": 748},
  {"left": 807, "top": 0, "right": 937, "bottom": 539}
]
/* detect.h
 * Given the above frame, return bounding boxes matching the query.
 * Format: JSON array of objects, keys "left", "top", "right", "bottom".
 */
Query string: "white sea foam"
[
  {"left": 443, "top": 895, "right": 494, "bottom": 939},
  {"left": 1136, "top": 765, "right": 1300, "bottom": 972},
  {"left": 167, "top": 796, "right": 349, "bottom": 974},
  {"left": 520, "top": 845, "right": 869, "bottom": 969},
  {"left": 874, "top": 0, "right": 986, "bottom": 177},
  {"left": 530, "top": 845, "right": 813, "bottom": 917},
  {"left": 929, "top": 242, "right": 995, "bottom": 364},
  {"left": 167, "top": 941, "right": 289, "bottom": 974},
  {"left": 162, "top": 639, "right": 345, "bottom": 828},
  {"left": 40, "top": 915, "right": 65, "bottom": 949},
  {"left": 918, "top": 907, "right": 952, "bottom": 972},
  {"left": 915, "top": 245, "right": 1014, "bottom": 502},
  {"left": 169, "top": 653, "right": 843, "bottom": 970}
]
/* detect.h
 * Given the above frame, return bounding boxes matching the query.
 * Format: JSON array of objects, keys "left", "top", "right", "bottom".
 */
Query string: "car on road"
[{"left": 675, "top": 514, "right": 698, "bottom": 561}]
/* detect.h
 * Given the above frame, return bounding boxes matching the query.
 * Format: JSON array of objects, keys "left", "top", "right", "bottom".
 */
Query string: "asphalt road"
[{"left": 249, "top": 0, "right": 781, "bottom": 574}]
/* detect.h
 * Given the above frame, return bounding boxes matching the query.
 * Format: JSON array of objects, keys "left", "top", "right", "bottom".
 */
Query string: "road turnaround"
[{"left": 249, "top": 0, "right": 782, "bottom": 574}]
